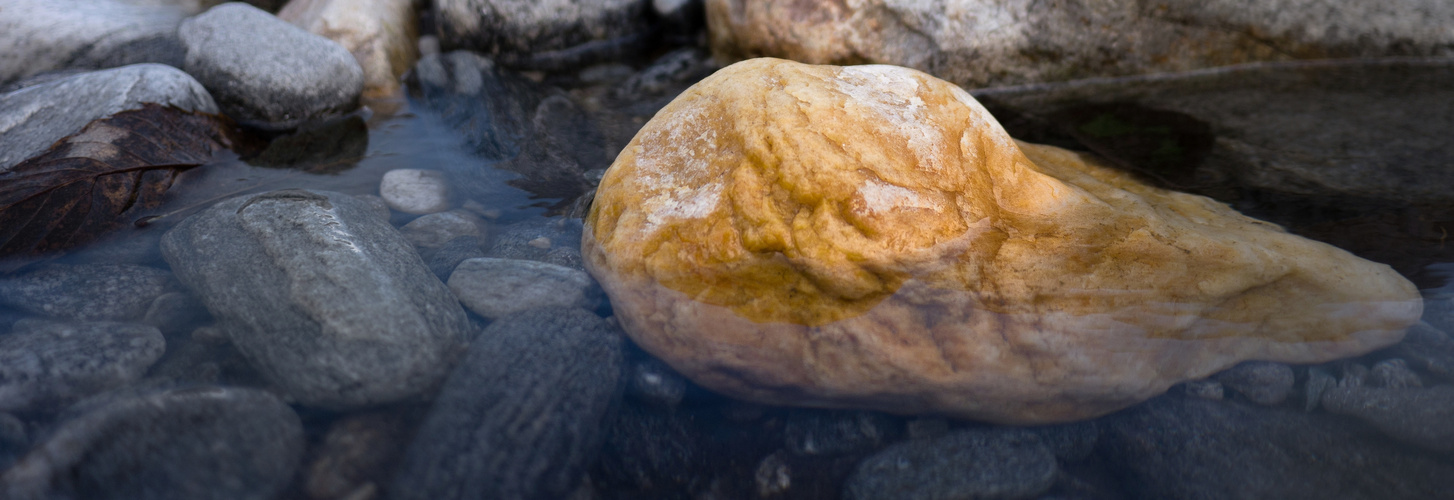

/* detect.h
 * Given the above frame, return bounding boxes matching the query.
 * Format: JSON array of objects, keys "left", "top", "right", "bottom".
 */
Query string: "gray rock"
[
  {"left": 1341, "top": 363, "right": 1372, "bottom": 388},
  {"left": 0, "top": 413, "right": 26, "bottom": 472},
  {"left": 448, "top": 257, "right": 599, "bottom": 319},
  {"left": 708, "top": 0, "right": 1454, "bottom": 89},
  {"left": 1304, "top": 366, "right": 1336, "bottom": 411},
  {"left": 1027, "top": 421, "right": 1100, "bottom": 462},
  {"left": 0, "top": 386, "right": 303, "bottom": 500},
  {"left": 625, "top": 355, "right": 687, "bottom": 408},
  {"left": 1215, "top": 361, "right": 1295, "bottom": 406},
  {"left": 0, "top": 320, "right": 165, "bottom": 413},
  {"left": 433, "top": 0, "right": 650, "bottom": 56},
  {"left": 1321, "top": 385, "right": 1454, "bottom": 453},
  {"left": 843, "top": 428, "right": 1058, "bottom": 500},
  {"left": 303, "top": 410, "right": 419, "bottom": 500},
  {"left": 615, "top": 47, "right": 717, "bottom": 101},
  {"left": 419, "top": 236, "right": 488, "bottom": 282},
  {"left": 0, "top": 264, "right": 176, "bottom": 322},
  {"left": 784, "top": 410, "right": 899, "bottom": 457},
  {"left": 0, "top": 0, "right": 188, "bottom": 85},
  {"left": 1181, "top": 379, "right": 1224, "bottom": 400},
  {"left": 1389, "top": 322, "right": 1454, "bottom": 381},
  {"left": 141, "top": 292, "right": 210, "bottom": 337},
  {"left": 400, "top": 211, "right": 485, "bottom": 249},
  {"left": 1101, "top": 395, "right": 1454, "bottom": 499},
  {"left": 161, "top": 189, "right": 471, "bottom": 409},
  {"left": 390, "top": 307, "right": 623, "bottom": 500},
  {"left": 754, "top": 451, "right": 791, "bottom": 498},
  {"left": 179, "top": 2, "right": 363, "bottom": 129},
  {"left": 595, "top": 403, "right": 705, "bottom": 497},
  {"left": 0, "top": 64, "right": 217, "bottom": 172},
  {"left": 408, "top": 51, "right": 606, "bottom": 201},
  {"left": 1371, "top": 359, "right": 1423, "bottom": 388},
  {"left": 486, "top": 217, "right": 586, "bottom": 270}
]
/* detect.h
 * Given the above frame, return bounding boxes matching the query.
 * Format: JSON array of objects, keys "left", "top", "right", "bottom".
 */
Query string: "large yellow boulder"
[{"left": 583, "top": 58, "right": 1421, "bottom": 424}]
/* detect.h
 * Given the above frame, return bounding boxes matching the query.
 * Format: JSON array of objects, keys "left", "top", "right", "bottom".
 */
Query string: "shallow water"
[{"left": 5, "top": 57, "right": 1454, "bottom": 499}]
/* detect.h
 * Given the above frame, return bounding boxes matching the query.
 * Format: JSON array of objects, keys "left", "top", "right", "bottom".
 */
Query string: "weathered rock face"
[
  {"left": 0, "top": 320, "right": 166, "bottom": 413},
  {"left": 706, "top": 0, "right": 1454, "bottom": 88},
  {"left": 161, "top": 189, "right": 471, "bottom": 409},
  {"left": 433, "top": 0, "right": 650, "bottom": 57},
  {"left": 583, "top": 58, "right": 1422, "bottom": 424},
  {"left": 278, "top": 0, "right": 417, "bottom": 97},
  {"left": 0, "top": 0, "right": 189, "bottom": 86}
]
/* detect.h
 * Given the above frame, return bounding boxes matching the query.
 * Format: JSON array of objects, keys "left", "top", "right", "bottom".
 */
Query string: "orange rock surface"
[{"left": 583, "top": 58, "right": 1421, "bottom": 423}]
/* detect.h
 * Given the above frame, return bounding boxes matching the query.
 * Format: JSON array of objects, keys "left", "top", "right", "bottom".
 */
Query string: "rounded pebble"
[{"left": 380, "top": 169, "right": 451, "bottom": 215}]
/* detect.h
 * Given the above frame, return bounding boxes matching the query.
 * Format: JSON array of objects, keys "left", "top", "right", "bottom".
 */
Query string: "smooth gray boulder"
[
  {"left": 0, "top": 264, "right": 177, "bottom": 322},
  {"left": 0, "top": 64, "right": 217, "bottom": 172},
  {"left": 179, "top": 2, "right": 363, "bottom": 129},
  {"left": 447, "top": 257, "right": 599, "bottom": 319},
  {"left": 390, "top": 307, "right": 623, "bottom": 500},
  {"left": 0, "top": 320, "right": 166, "bottom": 413},
  {"left": 161, "top": 189, "right": 471, "bottom": 409},
  {"left": 0, "top": 386, "right": 303, "bottom": 500},
  {"left": 0, "top": 0, "right": 189, "bottom": 86}
]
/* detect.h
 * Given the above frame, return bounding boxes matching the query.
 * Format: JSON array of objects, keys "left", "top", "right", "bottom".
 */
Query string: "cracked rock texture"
[
  {"left": 706, "top": 0, "right": 1454, "bottom": 88},
  {"left": 583, "top": 58, "right": 1421, "bottom": 424}
]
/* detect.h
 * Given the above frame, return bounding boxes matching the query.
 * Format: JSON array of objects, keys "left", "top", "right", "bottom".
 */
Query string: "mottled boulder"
[
  {"left": 433, "top": 0, "right": 650, "bottom": 57},
  {"left": 161, "top": 189, "right": 471, "bottom": 409},
  {"left": 583, "top": 58, "right": 1420, "bottom": 424},
  {"left": 707, "top": 0, "right": 1454, "bottom": 88},
  {"left": 0, "top": 320, "right": 165, "bottom": 412},
  {"left": 0, "top": 0, "right": 188, "bottom": 85},
  {"left": 0, "top": 386, "right": 303, "bottom": 500},
  {"left": 180, "top": 2, "right": 363, "bottom": 129},
  {"left": 0, "top": 64, "right": 217, "bottom": 172},
  {"left": 0, "top": 264, "right": 176, "bottom": 322},
  {"left": 279, "top": 0, "right": 417, "bottom": 97},
  {"left": 390, "top": 307, "right": 623, "bottom": 500}
]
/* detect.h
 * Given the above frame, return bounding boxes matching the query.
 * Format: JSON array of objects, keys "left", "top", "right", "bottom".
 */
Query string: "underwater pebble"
[
  {"left": 0, "top": 386, "right": 303, "bottom": 500},
  {"left": 1182, "top": 379, "right": 1224, "bottom": 400},
  {"left": 399, "top": 210, "right": 484, "bottom": 250},
  {"left": 1304, "top": 367, "right": 1336, "bottom": 411},
  {"left": 843, "top": 429, "right": 1058, "bottom": 500},
  {"left": 353, "top": 194, "right": 392, "bottom": 222},
  {"left": 485, "top": 218, "right": 584, "bottom": 270},
  {"left": 753, "top": 451, "right": 791, "bottom": 497},
  {"left": 380, "top": 169, "right": 451, "bottom": 215},
  {"left": 304, "top": 410, "right": 418, "bottom": 500},
  {"left": 783, "top": 410, "right": 899, "bottom": 457},
  {"left": 0, "top": 264, "right": 174, "bottom": 322},
  {"left": 594, "top": 403, "right": 705, "bottom": 497},
  {"left": 626, "top": 355, "right": 688, "bottom": 408},
  {"left": 0, "top": 320, "right": 165, "bottom": 413},
  {"left": 1028, "top": 420, "right": 1101, "bottom": 462},
  {"left": 390, "top": 307, "right": 622, "bottom": 500},
  {"left": 1341, "top": 363, "right": 1371, "bottom": 388},
  {"left": 1216, "top": 361, "right": 1294, "bottom": 405},
  {"left": 140, "top": 291, "right": 208, "bottom": 337},
  {"left": 1321, "top": 385, "right": 1454, "bottom": 452},
  {"left": 418, "top": 235, "right": 488, "bottom": 282},
  {"left": 447, "top": 257, "right": 599, "bottom": 319},
  {"left": 1371, "top": 358, "right": 1422, "bottom": 388}
]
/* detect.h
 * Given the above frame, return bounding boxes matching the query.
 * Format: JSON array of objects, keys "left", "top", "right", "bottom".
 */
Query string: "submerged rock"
[
  {"left": 390, "top": 307, "right": 623, "bottom": 500},
  {"left": 0, "top": 264, "right": 176, "bottom": 322},
  {"left": 0, "top": 386, "right": 303, "bottom": 500},
  {"left": 161, "top": 189, "right": 470, "bottom": 409},
  {"left": 180, "top": 2, "right": 363, "bottom": 129},
  {"left": 447, "top": 257, "right": 599, "bottom": 319},
  {"left": 0, "top": 320, "right": 165, "bottom": 413},
  {"left": 0, "top": 64, "right": 217, "bottom": 172},
  {"left": 278, "top": 0, "right": 417, "bottom": 97},
  {"left": 433, "top": 0, "right": 651, "bottom": 57},
  {"left": 1321, "top": 385, "right": 1454, "bottom": 452},
  {"left": 0, "top": 0, "right": 188, "bottom": 85},
  {"left": 843, "top": 429, "right": 1058, "bottom": 500},
  {"left": 583, "top": 58, "right": 1421, "bottom": 424},
  {"left": 706, "top": 0, "right": 1454, "bottom": 88}
]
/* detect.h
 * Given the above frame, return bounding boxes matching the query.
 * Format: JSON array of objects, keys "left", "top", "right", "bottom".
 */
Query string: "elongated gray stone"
[
  {"left": 391, "top": 307, "right": 623, "bottom": 500},
  {"left": 161, "top": 189, "right": 470, "bottom": 409},
  {"left": 0, "top": 264, "right": 176, "bottom": 322},
  {"left": 0, "top": 386, "right": 303, "bottom": 500},
  {"left": 0, "top": 320, "right": 165, "bottom": 413},
  {"left": 0, "top": 64, "right": 218, "bottom": 172}
]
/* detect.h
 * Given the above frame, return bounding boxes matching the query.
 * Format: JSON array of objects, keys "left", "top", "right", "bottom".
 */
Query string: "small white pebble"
[
  {"left": 527, "top": 237, "right": 552, "bottom": 249},
  {"left": 380, "top": 169, "right": 451, "bottom": 215}
]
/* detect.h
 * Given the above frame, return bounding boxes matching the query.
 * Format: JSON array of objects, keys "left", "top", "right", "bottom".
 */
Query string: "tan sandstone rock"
[
  {"left": 582, "top": 58, "right": 1422, "bottom": 424},
  {"left": 706, "top": 0, "right": 1454, "bottom": 88},
  {"left": 279, "top": 0, "right": 416, "bottom": 97}
]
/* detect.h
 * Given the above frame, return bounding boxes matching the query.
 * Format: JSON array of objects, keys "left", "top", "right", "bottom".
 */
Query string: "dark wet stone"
[
  {"left": 754, "top": 451, "right": 791, "bottom": 497},
  {"left": 390, "top": 307, "right": 623, "bottom": 500},
  {"left": 408, "top": 51, "right": 607, "bottom": 202},
  {"left": 0, "top": 319, "right": 165, "bottom": 413},
  {"left": 179, "top": 3, "right": 363, "bottom": 129},
  {"left": 0, "top": 64, "right": 217, "bottom": 172},
  {"left": 432, "top": 0, "right": 651, "bottom": 58},
  {"left": 594, "top": 403, "right": 703, "bottom": 497},
  {"left": 400, "top": 211, "right": 485, "bottom": 250},
  {"left": 614, "top": 47, "right": 717, "bottom": 102},
  {"left": 161, "top": 189, "right": 470, "bottom": 409},
  {"left": 0, "top": 386, "right": 303, "bottom": 500},
  {"left": 486, "top": 217, "right": 586, "bottom": 270},
  {"left": 0, "top": 264, "right": 176, "bottom": 322},
  {"left": 625, "top": 355, "right": 687, "bottom": 408},
  {"left": 903, "top": 417, "right": 950, "bottom": 440},
  {"left": 0, "top": 412, "right": 25, "bottom": 472},
  {"left": 783, "top": 410, "right": 900, "bottom": 457},
  {"left": 304, "top": 409, "right": 421, "bottom": 500},
  {"left": 1321, "top": 385, "right": 1454, "bottom": 453},
  {"left": 843, "top": 429, "right": 1058, "bottom": 500},
  {"left": 1216, "top": 361, "right": 1295, "bottom": 406},
  {"left": 1371, "top": 359, "right": 1423, "bottom": 388},
  {"left": 1304, "top": 366, "right": 1336, "bottom": 411},
  {"left": 141, "top": 292, "right": 209, "bottom": 337},
  {"left": 419, "top": 235, "right": 488, "bottom": 281},
  {"left": 0, "top": 0, "right": 188, "bottom": 85},
  {"left": 447, "top": 257, "right": 599, "bottom": 319},
  {"left": 1028, "top": 420, "right": 1101, "bottom": 462},
  {"left": 1180, "top": 379, "right": 1224, "bottom": 400},
  {"left": 1100, "top": 395, "right": 1454, "bottom": 499},
  {"left": 245, "top": 114, "right": 369, "bottom": 172},
  {"left": 1386, "top": 322, "right": 1454, "bottom": 382},
  {"left": 1340, "top": 363, "right": 1371, "bottom": 388}
]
